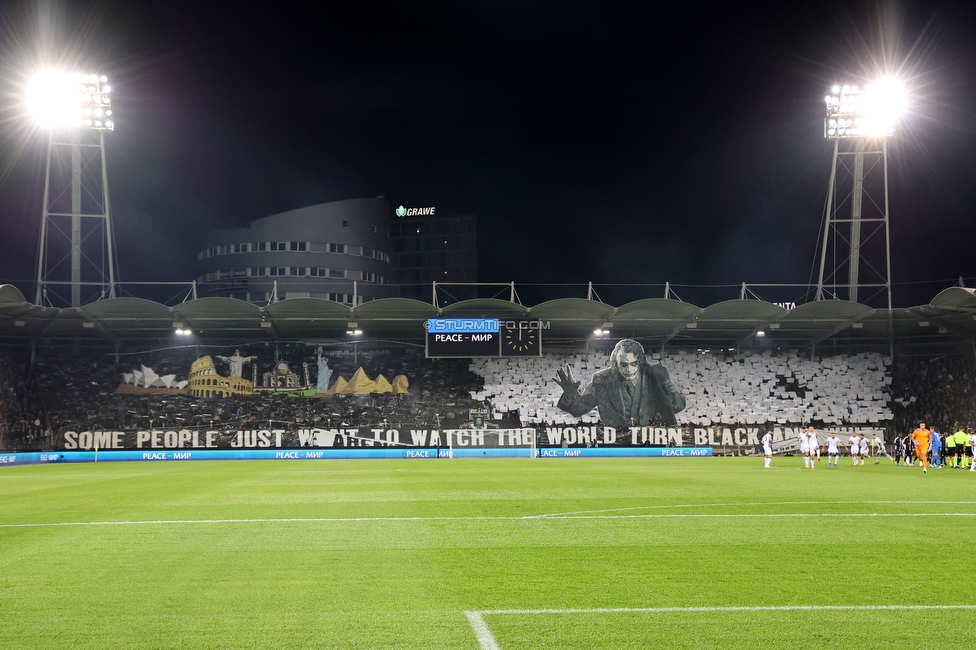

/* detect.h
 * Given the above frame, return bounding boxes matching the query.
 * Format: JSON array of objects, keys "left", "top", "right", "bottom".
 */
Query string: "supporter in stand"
[{"left": 0, "top": 351, "right": 45, "bottom": 450}]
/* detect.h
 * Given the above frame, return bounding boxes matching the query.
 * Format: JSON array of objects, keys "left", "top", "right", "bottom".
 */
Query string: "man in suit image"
[{"left": 553, "top": 339, "right": 686, "bottom": 427}]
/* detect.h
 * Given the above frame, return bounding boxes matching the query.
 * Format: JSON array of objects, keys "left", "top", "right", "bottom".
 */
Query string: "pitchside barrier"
[{"left": 0, "top": 447, "right": 713, "bottom": 465}]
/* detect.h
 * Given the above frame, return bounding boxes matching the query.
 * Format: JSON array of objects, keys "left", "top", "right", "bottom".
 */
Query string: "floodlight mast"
[
  {"left": 31, "top": 72, "right": 118, "bottom": 308},
  {"left": 815, "top": 81, "right": 900, "bottom": 312}
]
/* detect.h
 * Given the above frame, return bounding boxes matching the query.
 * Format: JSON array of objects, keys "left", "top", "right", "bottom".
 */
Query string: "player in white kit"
[
  {"left": 970, "top": 429, "right": 976, "bottom": 472},
  {"left": 805, "top": 426, "right": 819, "bottom": 470},
  {"left": 824, "top": 432, "right": 845, "bottom": 468},
  {"left": 798, "top": 430, "right": 811, "bottom": 468},
  {"left": 858, "top": 434, "right": 870, "bottom": 465},
  {"left": 871, "top": 432, "right": 893, "bottom": 464},
  {"left": 762, "top": 429, "right": 773, "bottom": 468},
  {"left": 848, "top": 433, "right": 860, "bottom": 466}
]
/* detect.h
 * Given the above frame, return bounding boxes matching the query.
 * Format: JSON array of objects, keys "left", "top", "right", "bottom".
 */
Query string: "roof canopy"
[{"left": 2, "top": 284, "right": 974, "bottom": 350}]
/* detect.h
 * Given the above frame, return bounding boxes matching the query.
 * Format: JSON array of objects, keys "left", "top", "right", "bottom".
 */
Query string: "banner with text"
[{"left": 54, "top": 425, "right": 885, "bottom": 451}]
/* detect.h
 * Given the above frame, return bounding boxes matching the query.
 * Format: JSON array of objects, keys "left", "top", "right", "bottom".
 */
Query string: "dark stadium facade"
[{"left": 196, "top": 198, "right": 396, "bottom": 305}]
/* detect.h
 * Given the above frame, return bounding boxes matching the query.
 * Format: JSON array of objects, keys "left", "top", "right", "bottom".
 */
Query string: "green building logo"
[{"left": 395, "top": 205, "right": 407, "bottom": 217}]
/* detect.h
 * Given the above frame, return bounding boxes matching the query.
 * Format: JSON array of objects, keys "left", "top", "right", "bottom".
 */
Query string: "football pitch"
[{"left": 1, "top": 457, "right": 975, "bottom": 649}]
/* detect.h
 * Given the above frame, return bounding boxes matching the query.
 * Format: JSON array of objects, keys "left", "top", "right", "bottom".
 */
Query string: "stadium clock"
[{"left": 501, "top": 325, "right": 542, "bottom": 357}]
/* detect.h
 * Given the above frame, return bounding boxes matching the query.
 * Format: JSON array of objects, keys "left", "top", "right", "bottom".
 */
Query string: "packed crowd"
[
  {"left": 0, "top": 351, "right": 46, "bottom": 449},
  {"left": 1, "top": 346, "right": 488, "bottom": 450},
  {"left": 2, "top": 346, "right": 975, "bottom": 451},
  {"left": 890, "top": 354, "right": 976, "bottom": 433}
]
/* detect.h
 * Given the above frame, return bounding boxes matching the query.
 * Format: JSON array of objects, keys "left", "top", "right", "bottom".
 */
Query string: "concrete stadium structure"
[{"left": 195, "top": 198, "right": 396, "bottom": 305}]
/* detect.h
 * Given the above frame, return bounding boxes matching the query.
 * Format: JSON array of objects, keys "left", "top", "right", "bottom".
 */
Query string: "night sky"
[{"left": 2, "top": 0, "right": 976, "bottom": 308}]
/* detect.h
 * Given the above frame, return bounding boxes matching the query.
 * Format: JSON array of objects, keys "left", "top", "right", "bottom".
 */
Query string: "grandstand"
[{"left": 1, "top": 282, "right": 975, "bottom": 453}]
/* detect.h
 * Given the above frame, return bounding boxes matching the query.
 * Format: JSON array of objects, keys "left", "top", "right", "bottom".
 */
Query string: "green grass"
[{"left": 1, "top": 457, "right": 975, "bottom": 649}]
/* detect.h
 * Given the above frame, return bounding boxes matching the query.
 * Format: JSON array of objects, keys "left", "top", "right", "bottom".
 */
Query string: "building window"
[
  {"left": 372, "top": 225, "right": 378, "bottom": 233},
  {"left": 252, "top": 241, "right": 266, "bottom": 252},
  {"left": 328, "top": 243, "right": 346, "bottom": 254},
  {"left": 329, "top": 269, "right": 345, "bottom": 278},
  {"left": 290, "top": 241, "right": 307, "bottom": 251},
  {"left": 291, "top": 267, "right": 307, "bottom": 277},
  {"left": 342, "top": 220, "right": 350, "bottom": 228}
]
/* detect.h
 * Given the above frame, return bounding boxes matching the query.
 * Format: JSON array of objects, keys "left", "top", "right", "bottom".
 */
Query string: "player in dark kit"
[{"left": 893, "top": 433, "right": 906, "bottom": 465}]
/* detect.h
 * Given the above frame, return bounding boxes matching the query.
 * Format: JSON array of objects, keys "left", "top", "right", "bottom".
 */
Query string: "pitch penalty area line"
[
  {"left": 476, "top": 604, "right": 976, "bottom": 615},
  {"left": 3, "top": 511, "right": 976, "bottom": 529},
  {"left": 464, "top": 611, "right": 501, "bottom": 650},
  {"left": 464, "top": 605, "right": 976, "bottom": 649},
  {"left": 526, "top": 499, "right": 976, "bottom": 518}
]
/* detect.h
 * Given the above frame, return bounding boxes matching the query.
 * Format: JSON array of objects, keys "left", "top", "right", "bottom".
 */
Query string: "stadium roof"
[{"left": 1, "top": 284, "right": 974, "bottom": 352}]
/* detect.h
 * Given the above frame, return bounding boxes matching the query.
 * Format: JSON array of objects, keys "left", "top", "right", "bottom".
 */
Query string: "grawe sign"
[{"left": 395, "top": 205, "right": 436, "bottom": 217}]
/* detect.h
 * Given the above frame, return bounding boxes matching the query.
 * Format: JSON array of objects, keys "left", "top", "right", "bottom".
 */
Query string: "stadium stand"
[
  {"left": 3, "top": 347, "right": 487, "bottom": 449},
  {"left": 2, "top": 344, "right": 975, "bottom": 450},
  {"left": 890, "top": 354, "right": 976, "bottom": 431},
  {"left": 0, "top": 351, "right": 45, "bottom": 449}
]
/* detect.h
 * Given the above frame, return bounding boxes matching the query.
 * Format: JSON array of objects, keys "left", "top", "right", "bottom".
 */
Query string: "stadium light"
[
  {"left": 824, "top": 78, "right": 905, "bottom": 139},
  {"left": 29, "top": 69, "right": 119, "bottom": 308},
  {"left": 26, "top": 71, "right": 115, "bottom": 131}
]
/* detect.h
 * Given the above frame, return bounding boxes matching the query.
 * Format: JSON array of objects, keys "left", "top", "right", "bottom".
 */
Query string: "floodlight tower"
[
  {"left": 815, "top": 80, "right": 904, "bottom": 309},
  {"left": 28, "top": 71, "right": 117, "bottom": 307}
]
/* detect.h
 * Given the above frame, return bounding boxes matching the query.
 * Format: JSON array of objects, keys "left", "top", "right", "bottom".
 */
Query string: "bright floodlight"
[
  {"left": 26, "top": 71, "right": 115, "bottom": 131},
  {"left": 824, "top": 78, "right": 905, "bottom": 139}
]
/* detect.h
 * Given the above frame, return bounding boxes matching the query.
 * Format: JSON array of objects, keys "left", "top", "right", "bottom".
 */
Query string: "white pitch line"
[
  {"left": 527, "top": 500, "right": 976, "bottom": 518},
  {"left": 464, "top": 611, "right": 501, "bottom": 650},
  {"left": 0, "top": 516, "right": 503, "bottom": 528},
  {"left": 477, "top": 604, "right": 976, "bottom": 615},
  {"left": 534, "top": 513, "right": 976, "bottom": 520},
  {"left": 2, "top": 512, "right": 976, "bottom": 529},
  {"left": 465, "top": 605, "right": 976, "bottom": 649}
]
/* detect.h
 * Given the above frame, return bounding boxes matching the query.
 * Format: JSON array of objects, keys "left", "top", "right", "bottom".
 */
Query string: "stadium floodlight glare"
[
  {"left": 824, "top": 78, "right": 904, "bottom": 139},
  {"left": 26, "top": 71, "right": 115, "bottom": 131}
]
